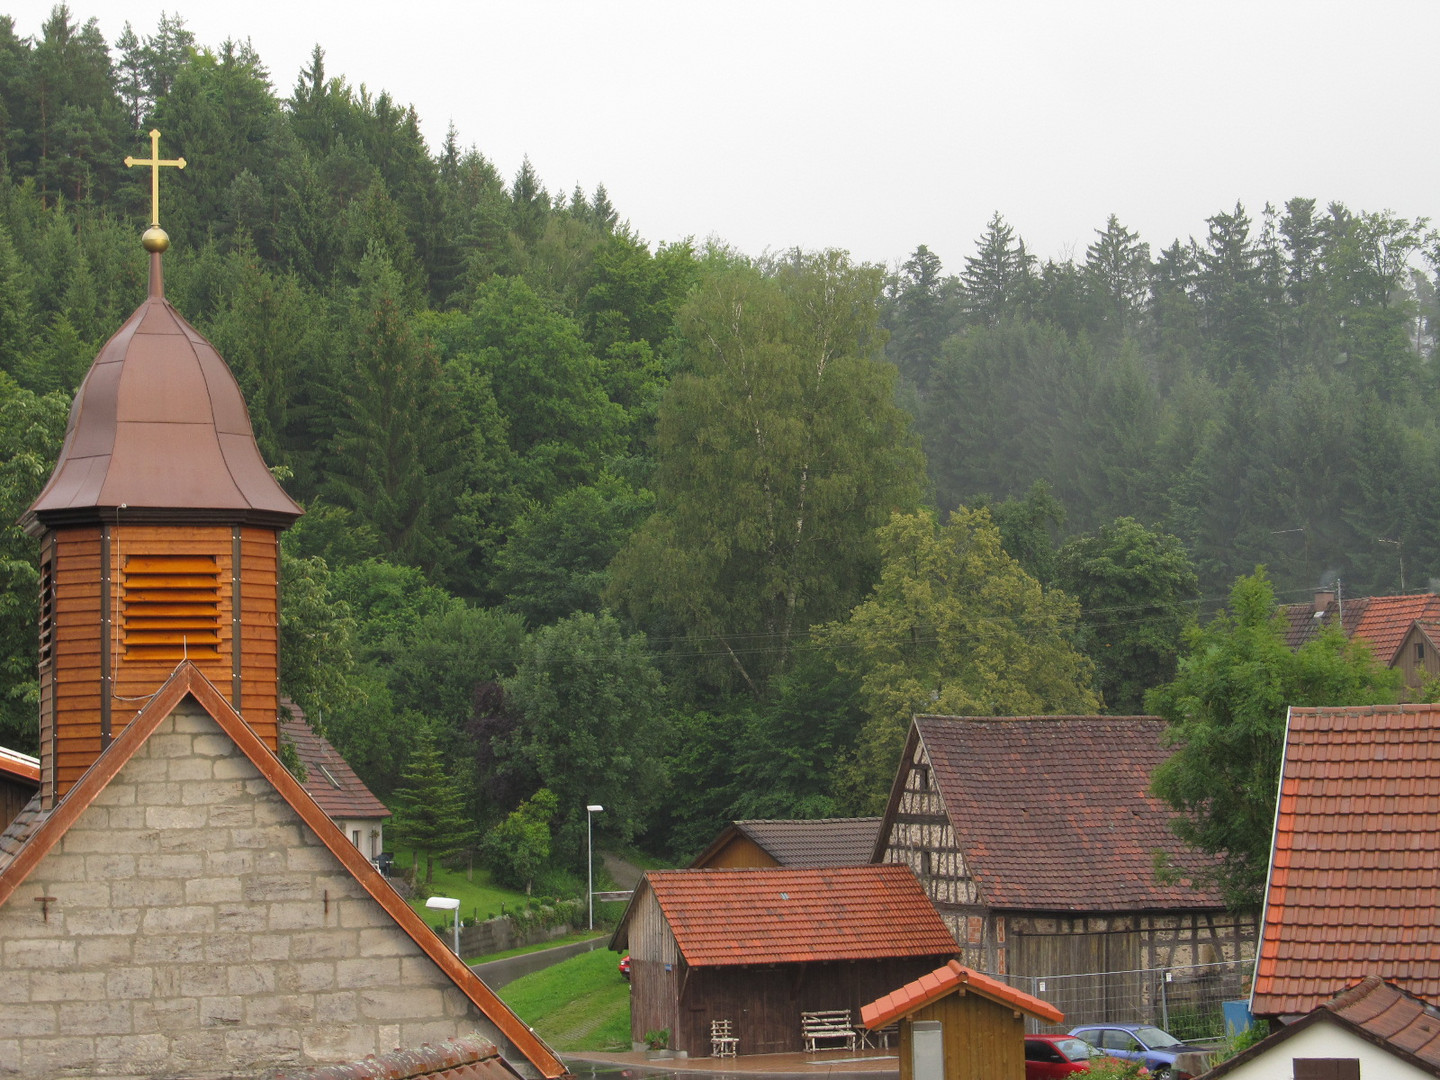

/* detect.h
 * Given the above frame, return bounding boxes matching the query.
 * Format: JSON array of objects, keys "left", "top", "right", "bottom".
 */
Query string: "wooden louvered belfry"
[{"left": 21, "top": 136, "right": 302, "bottom": 807}]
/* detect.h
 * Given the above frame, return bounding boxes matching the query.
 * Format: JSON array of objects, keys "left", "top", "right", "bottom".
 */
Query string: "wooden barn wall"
[
  {"left": 897, "top": 995, "right": 1027, "bottom": 1080},
  {"left": 1395, "top": 627, "right": 1438, "bottom": 697},
  {"left": 47, "top": 523, "right": 282, "bottom": 799},
  {"left": 625, "top": 889, "right": 683, "bottom": 1048},
  {"left": 699, "top": 835, "right": 779, "bottom": 869},
  {"left": 0, "top": 777, "right": 36, "bottom": 831},
  {"left": 675, "top": 956, "right": 956, "bottom": 1056}
]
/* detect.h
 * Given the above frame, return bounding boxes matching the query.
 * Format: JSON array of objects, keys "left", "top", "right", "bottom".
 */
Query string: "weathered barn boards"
[
  {"left": 1252, "top": 704, "right": 1440, "bottom": 1019},
  {"left": 875, "top": 716, "right": 1256, "bottom": 1024},
  {"left": 861, "top": 959, "right": 1064, "bottom": 1080},
  {"left": 610, "top": 864, "right": 957, "bottom": 1056},
  {"left": 0, "top": 745, "right": 39, "bottom": 831},
  {"left": 690, "top": 817, "right": 881, "bottom": 869}
]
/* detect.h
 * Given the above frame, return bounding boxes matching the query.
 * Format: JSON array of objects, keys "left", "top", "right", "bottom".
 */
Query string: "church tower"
[{"left": 19, "top": 131, "right": 302, "bottom": 808}]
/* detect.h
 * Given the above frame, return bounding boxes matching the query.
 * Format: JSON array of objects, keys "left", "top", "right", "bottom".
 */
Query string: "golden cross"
[{"left": 124, "top": 129, "right": 186, "bottom": 227}]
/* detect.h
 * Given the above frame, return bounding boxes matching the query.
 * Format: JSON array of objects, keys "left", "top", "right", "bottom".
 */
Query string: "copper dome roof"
[{"left": 23, "top": 255, "right": 302, "bottom": 534}]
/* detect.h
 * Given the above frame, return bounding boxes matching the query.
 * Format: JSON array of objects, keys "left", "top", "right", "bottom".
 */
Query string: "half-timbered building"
[{"left": 875, "top": 715, "right": 1257, "bottom": 1024}]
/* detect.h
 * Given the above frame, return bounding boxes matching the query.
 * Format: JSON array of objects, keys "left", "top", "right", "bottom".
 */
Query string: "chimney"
[{"left": 1314, "top": 589, "right": 1336, "bottom": 614}]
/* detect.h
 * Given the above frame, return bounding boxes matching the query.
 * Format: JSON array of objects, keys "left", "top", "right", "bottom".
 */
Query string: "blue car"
[{"left": 1067, "top": 1024, "right": 1210, "bottom": 1079}]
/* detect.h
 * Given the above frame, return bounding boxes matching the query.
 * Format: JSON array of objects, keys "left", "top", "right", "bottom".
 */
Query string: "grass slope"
[{"left": 498, "top": 948, "right": 632, "bottom": 1052}]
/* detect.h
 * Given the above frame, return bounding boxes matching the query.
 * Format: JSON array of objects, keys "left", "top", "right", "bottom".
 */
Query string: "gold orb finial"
[{"left": 141, "top": 225, "right": 171, "bottom": 253}]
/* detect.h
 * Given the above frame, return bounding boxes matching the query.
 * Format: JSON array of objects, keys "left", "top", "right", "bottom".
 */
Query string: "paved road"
[{"left": 471, "top": 935, "right": 610, "bottom": 989}]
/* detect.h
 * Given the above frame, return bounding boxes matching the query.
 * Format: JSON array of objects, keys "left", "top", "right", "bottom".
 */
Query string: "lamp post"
[
  {"left": 426, "top": 895, "right": 461, "bottom": 955},
  {"left": 586, "top": 804, "right": 604, "bottom": 930}
]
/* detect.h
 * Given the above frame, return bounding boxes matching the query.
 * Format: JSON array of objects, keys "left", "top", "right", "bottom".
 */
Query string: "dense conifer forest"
[{"left": 1, "top": 7, "right": 1436, "bottom": 876}]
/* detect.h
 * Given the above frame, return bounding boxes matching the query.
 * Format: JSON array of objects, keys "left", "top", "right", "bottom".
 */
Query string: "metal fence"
[{"left": 993, "top": 959, "right": 1255, "bottom": 1040}]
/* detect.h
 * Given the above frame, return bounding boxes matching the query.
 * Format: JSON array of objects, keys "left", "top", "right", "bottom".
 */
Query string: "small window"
[
  {"left": 352, "top": 830, "right": 361, "bottom": 848},
  {"left": 1417, "top": 641, "right": 1426, "bottom": 662},
  {"left": 1293, "top": 1060, "right": 1360, "bottom": 1080}
]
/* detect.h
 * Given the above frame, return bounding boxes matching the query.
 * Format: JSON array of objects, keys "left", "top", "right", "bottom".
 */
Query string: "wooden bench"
[{"left": 801, "top": 1009, "right": 856, "bottom": 1052}]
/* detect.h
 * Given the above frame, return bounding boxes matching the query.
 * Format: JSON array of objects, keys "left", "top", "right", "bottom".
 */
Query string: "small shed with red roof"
[
  {"left": 1252, "top": 703, "right": 1440, "bottom": 1020},
  {"left": 861, "top": 959, "right": 1063, "bottom": 1080},
  {"left": 609, "top": 864, "right": 957, "bottom": 1056}
]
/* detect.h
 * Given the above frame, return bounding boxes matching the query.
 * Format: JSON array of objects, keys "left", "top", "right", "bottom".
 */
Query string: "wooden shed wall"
[
  {"left": 1395, "top": 626, "right": 1439, "bottom": 694},
  {"left": 1, "top": 776, "right": 36, "bottom": 831},
  {"left": 896, "top": 994, "right": 1027, "bottom": 1080},
  {"left": 697, "top": 835, "right": 779, "bottom": 869},
  {"left": 42, "top": 523, "right": 281, "bottom": 802},
  {"left": 673, "top": 956, "right": 956, "bottom": 1056}
]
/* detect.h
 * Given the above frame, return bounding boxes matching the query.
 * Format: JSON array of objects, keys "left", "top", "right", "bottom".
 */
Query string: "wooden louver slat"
[{"left": 124, "top": 553, "right": 221, "bottom": 659}]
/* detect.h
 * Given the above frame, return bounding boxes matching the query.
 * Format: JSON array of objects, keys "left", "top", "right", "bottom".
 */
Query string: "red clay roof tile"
[
  {"left": 633, "top": 864, "right": 956, "bottom": 967},
  {"left": 1253, "top": 704, "right": 1440, "bottom": 1017},
  {"left": 1281, "top": 594, "right": 1440, "bottom": 664},
  {"left": 278, "top": 702, "right": 390, "bottom": 822},
  {"left": 861, "top": 958, "right": 1064, "bottom": 1030}
]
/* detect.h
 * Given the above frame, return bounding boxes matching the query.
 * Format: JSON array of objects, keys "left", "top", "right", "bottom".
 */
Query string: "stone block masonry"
[{"left": 0, "top": 699, "right": 512, "bottom": 1080}]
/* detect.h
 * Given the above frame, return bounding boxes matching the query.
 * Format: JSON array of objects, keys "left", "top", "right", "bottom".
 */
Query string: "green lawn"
[
  {"left": 497, "top": 948, "right": 632, "bottom": 1052},
  {"left": 392, "top": 850, "right": 533, "bottom": 930}
]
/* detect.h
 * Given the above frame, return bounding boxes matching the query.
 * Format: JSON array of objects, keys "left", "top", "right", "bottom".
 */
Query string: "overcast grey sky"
[{"left": 7, "top": 1, "right": 1437, "bottom": 272}]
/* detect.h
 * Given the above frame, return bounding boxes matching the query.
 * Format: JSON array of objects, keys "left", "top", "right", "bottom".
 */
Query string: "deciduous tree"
[{"left": 1148, "top": 569, "right": 1400, "bottom": 908}]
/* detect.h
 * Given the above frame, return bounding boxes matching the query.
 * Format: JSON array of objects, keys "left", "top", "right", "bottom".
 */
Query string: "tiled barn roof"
[
  {"left": 905, "top": 715, "right": 1227, "bottom": 911},
  {"left": 617, "top": 864, "right": 956, "bottom": 967},
  {"left": 1281, "top": 593, "right": 1440, "bottom": 664},
  {"left": 1252, "top": 704, "right": 1440, "bottom": 1017},
  {"left": 861, "top": 958, "right": 1064, "bottom": 1030},
  {"left": 278, "top": 702, "right": 389, "bottom": 822}
]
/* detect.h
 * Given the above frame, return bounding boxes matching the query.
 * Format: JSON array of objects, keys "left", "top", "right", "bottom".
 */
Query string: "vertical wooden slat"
[{"left": 231, "top": 526, "right": 242, "bottom": 709}]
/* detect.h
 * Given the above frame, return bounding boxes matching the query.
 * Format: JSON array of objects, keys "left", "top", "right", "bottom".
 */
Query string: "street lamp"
[
  {"left": 426, "top": 895, "right": 461, "bottom": 956},
  {"left": 586, "top": 804, "right": 604, "bottom": 930}
]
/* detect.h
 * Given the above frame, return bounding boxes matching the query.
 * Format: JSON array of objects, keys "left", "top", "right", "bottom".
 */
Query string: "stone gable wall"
[{"left": 0, "top": 699, "right": 513, "bottom": 1080}]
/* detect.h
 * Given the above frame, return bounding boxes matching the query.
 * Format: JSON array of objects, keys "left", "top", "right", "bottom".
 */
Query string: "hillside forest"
[{"left": 0, "top": 7, "right": 1436, "bottom": 881}]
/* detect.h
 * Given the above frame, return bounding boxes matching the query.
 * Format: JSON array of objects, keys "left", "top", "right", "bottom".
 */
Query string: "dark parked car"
[
  {"left": 1024, "top": 1034, "right": 1116, "bottom": 1078},
  {"left": 1067, "top": 1024, "right": 1207, "bottom": 1079}
]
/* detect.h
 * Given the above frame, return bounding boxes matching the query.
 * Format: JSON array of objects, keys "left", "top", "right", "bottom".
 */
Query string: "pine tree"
[{"left": 387, "top": 726, "right": 478, "bottom": 885}]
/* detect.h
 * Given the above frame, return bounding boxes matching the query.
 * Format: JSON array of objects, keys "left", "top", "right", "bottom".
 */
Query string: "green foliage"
[
  {"left": 497, "top": 948, "right": 632, "bottom": 1052},
  {"left": 499, "top": 612, "right": 667, "bottom": 848},
  {"left": 644, "top": 1029, "right": 670, "bottom": 1051},
  {"left": 0, "top": 376, "right": 68, "bottom": 750},
  {"left": 608, "top": 249, "right": 925, "bottom": 696},
  {"left": 387, "top": 726, "right": 480, "bottom": 884},
  {"left": 481, "top": 787, "right": 559, "bottom": 895},
  {"left": 820, "top": 506, "right": 1099, "bottom": 810},
  {"left": 1082, "top": 1058, "right": 1151, "bottom": 1080},
  {"left": 1148, "top": 569, "right": 1401, "bottom": 907},
  {"left": 1056, "top": 517, "right": 1200, "bottom": 714}
]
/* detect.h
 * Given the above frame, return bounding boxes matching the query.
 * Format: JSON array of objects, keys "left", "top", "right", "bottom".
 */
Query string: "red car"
[
  {"left": 618, "top": 954, "right": 631, "bottom": 980},
  {"left": 1025, "top": 1034, "right": 1146, "bottom": 1079}
]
